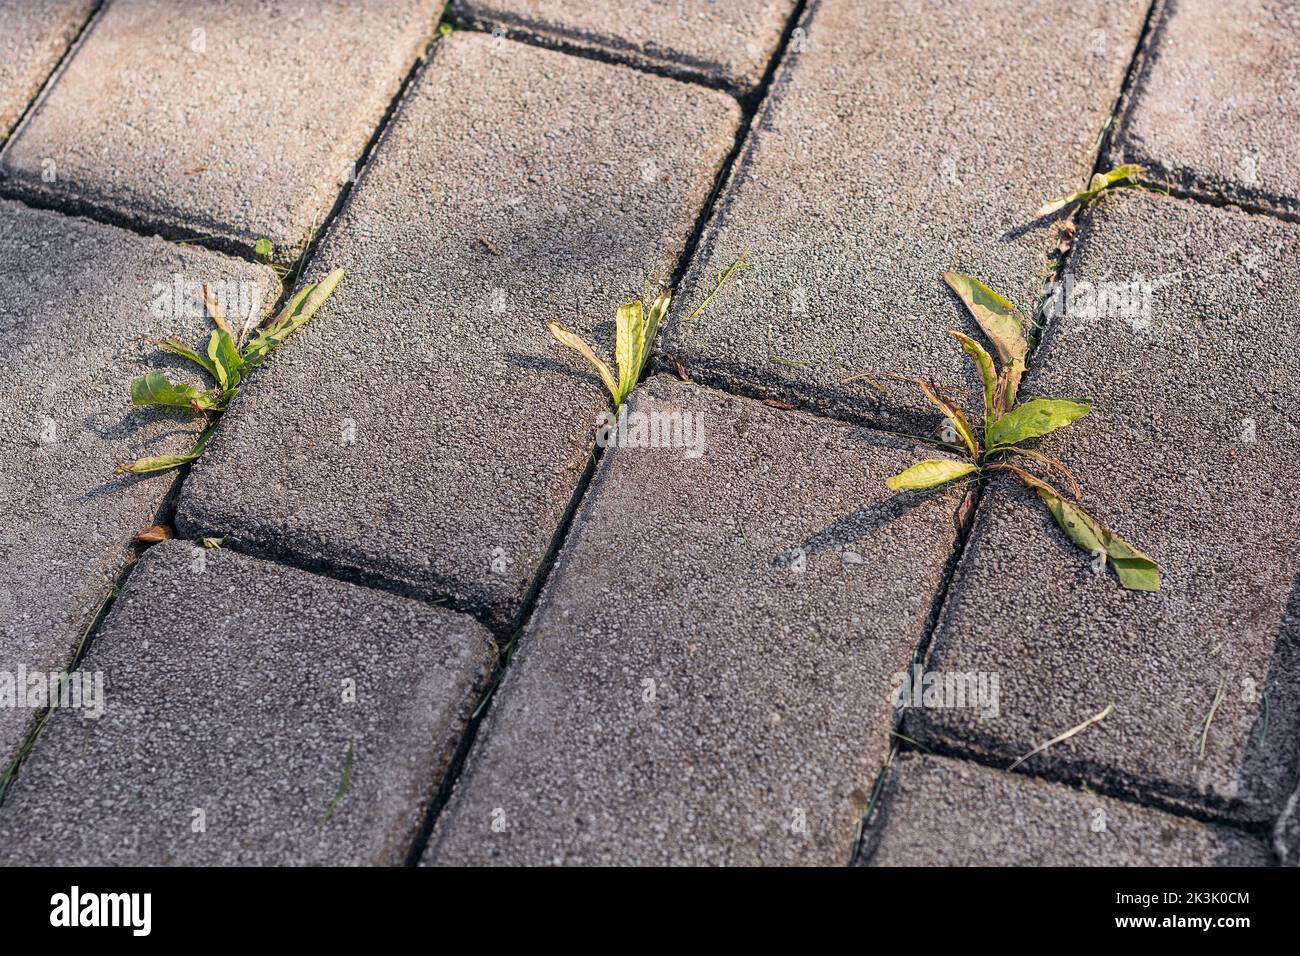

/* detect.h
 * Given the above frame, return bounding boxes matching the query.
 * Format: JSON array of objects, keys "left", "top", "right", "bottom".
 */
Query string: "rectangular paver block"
[
  {"left": 0, "top": 0, "right": 94, "bottom": 137},
  {"left": 425, "top": 376, "right": 966, "bottom": 865},
  {"left": 664, "top": 0, "right": 1150, "bottom": 431},
  {"left": 176, "top": 33, "right": 741, "bottom": 630},
  {"left": 0, "top": 198, "right": 276, "bottom": 772},
  {"left": 908, "top": 190, "right": 1300, "bottom": 823},
  {"left": 455, "top": 0, "right": 798, "bottom": 94},
  {"left": 861, "top": 754, "right": 1269, "bottom": 866},
  {"left": 0, "top": 541, "right": 496, "bottom": 865},
  {"left": 0, "top": 0, "right": 442, "bottom": 259},
  {"left": 1111, "top": 0, "right": 1300, "bottom": 217}
]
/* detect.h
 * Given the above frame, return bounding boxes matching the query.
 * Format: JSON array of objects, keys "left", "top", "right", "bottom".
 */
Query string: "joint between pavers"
[
  {"left": 449, "top": 10, "right": 743, "bottom": 100},
  {"left": 0, "top": 0, "right": 104, "bottom": 147},
  {"left": 889, "top": 725, "right": 1280, "bottom": 847}
]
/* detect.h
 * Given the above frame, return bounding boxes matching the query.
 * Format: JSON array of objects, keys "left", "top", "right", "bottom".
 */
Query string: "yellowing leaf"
[
  {"left": 615, "top": 300, "right": 644, "bottom": 402},
  {"left": 117, "top": 427, "right": 214, "bottom": 475},
  {"left": 942, "top": 272, "right": 1027, "bottom": 407},
  {"left": 947, "top": 329, "right": 998, "bottom": 422},
  {"left": 546, "top": 321, "right": 618, "bottom": 404},
  {"left": 915, "top": 378, "right": 979, "bottom": 459},
  {"left": 1035, "top": 488, "right": 1159, "bottom": 591},
  {"left": 886, "top": 459, "right": 978, "bottom": 491},
  {"left": 1034, "top": 164, "right": 1145, "bottom": 218},
  {"left": 988, "top": 398, "right": 1090, "bottom": 448}
]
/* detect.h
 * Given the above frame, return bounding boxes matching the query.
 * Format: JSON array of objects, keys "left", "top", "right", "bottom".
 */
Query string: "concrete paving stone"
[
  {"left": 454, "top": 0, "right": 798, "bottom": 94},
  {"left": 0, "top": 540, "right": 496, "bottom": 865},
  {"left": 0, "top": 0, "right": 95, "bottom": 138},
  {"left": 1111, "top": 0, "right": 1300, "bottom": 217},
  {"left": 663, "top": 0, "right": 1150, "bottom": 431},
  {"left": 0, "top": 198, "right": 276, "bottom": 774},
  {"left": 860, "top": 754, "right": 1269, "bottom": 866},
  {"left": 424, "top": 375, "right": 967, "bottom": 865},
  {"left": 0, "top": 0, "right": 443, "bottom": 259},
  {"left": 175, "top": 33, "right": 741, "bottom": 630},
  {"left": 906, "top": 190, "right": 1300, "bottom": 823}
]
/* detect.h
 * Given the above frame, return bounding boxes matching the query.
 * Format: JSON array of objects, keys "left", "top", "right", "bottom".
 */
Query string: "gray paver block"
[
  {"left": 0, "top": 198, "right": 276, "bottom": 773},
  {"left": 175, "top": 33, "right": 741, "bottom": 629},
  {"left": 0, "top": 0, "right": 94, "bottom": 137},
  {"left": 455, "top": 0, "right": 798, "bottom": 94},
  {"left": 906, "top": 190, "right": 1300, "bottom": 822},
  {"left": 861, "top": 754, "right": 1269, "bottom": 866},
  {"left": 663, "top": 0, "right": 1150, "bottom": 431},
  {"left": 1111, "top": 0, "right": 1300, "bottom": 217},
  {"left": 0, "top": 540, "right": 495, "bottom": 865},
  {"left": 0, "top": 0, "right": 442, "bottom": 259},
  {"left": 425, "top": 376, "right": 966, "bottom": 865}
]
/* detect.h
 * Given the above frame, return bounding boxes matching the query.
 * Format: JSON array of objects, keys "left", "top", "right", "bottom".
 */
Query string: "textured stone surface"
[
  {"left": 0, "top": 0, "right": 441, "bottom": 258},
  {"left": 0, "top": 198, "right": 276, "bottom": 772},
  {"left": 455, "top": 0, "right": 798, "bottom": 93},
  {"left": 0, "top": 541, "right": 495, "bottom": 865},
  {"left": 425, "top": 376, "right": 965, "bottom": 865},
  {"left": 176, "top": 33, "right": 740, "bottom": 629},
  {"left": 908, "top": 190, "right": 1300, "bottom": 823},
  {"left": 663, "top": 0, "right": 1149, "bottom": 431},
  {"left": 0, "top": 0, "right": 94, "bottom": 137},
  {"left": 861, "top": 754, "right": 1269, "bottom": 866},
  {"left": 1112, "top": 0, "right": 1300, "bottom": 216}
]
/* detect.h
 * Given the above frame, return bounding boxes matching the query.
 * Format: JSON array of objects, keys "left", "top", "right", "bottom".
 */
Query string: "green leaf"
[
  {"left": 988, "top": 398, "right": 1090, "bottom": 448},
  {"left": 1034, "top": 164, "right": 1145, "bottom": 217},
  {"left": 615, "top": 300, "right": 644, "bottom": 404},
  {"left": 546, "top": 321, "right": 618, "bottom": 404},
  {"left": 947, "top": 329, "right": 998, "bottom": 424},
  {"left": 1035, "top": 487, "right": 1160, "bottom": 591},
  {"left": 254, "top": 238, "right": 274, "bottom": 260},
  {"left": 886, "top": 459, "right": 978, "bottom": 491},
  {"left": 117, "top": 427, "right": 214, "bottom": 474},
  {"left": 942, "top": 272, "right": 1027, "bottom": 407},
  {"left": 130, "top": 371, "right": 218, "bottom": 411},
  {"left": 206, "top": 328, "right": 244, "bottom": 392},
  {"left": 242, "top": 268, "right": 344, "bottom": 369},
  {"left": 146, "top": 337, "right": 219, "bottom": 380}
]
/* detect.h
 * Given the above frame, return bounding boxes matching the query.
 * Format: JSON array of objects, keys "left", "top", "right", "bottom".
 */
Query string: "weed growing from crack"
[
  {"left": 117, "top": 268, "right": 345, "bottom": 474},
  {"left": 885, "top": 272, "right": 1159, "bottom": 591},
  {"left": 1035, "top": 163, "right": 1145, "bottom": 218},
  {"left": 544, "top": 256, "right": 748, "bottom": 411}
]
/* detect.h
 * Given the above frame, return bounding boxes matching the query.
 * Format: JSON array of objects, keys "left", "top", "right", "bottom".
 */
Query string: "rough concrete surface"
[
  {"left": 176, "top": 33, "right": 741, "bottom": 629},
  {"left": 663, "top": 0, "right": 1150, "bottom": 431},
  {"left": 0, "top": 541, "right": 496, "bottom": 865},
  {"left": 861, "top": 754, "right": 1269, "bottom": 866},
  {"left": 0, "top": 198, "right": 276, "bottom": 773},
  {"left": 1112, "top": 0, "right": 1300, "bottom": 216},
  {"left": 907, "top": 190, "right": 1300, "bottom": 823},
  {"left": 0, "top": 0, "right": 442, "bottom": 259},
  {"left": 0, "top": 0, "right": 95, "bottom": 137},
  {"left": 426, "top": 376, "right": 966, "bottom": 865},
  {"left": 455, "top": 0, "right": 798, "bottom": 94}
]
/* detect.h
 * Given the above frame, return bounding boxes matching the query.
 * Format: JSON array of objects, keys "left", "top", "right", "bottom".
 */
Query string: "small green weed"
[
  {"left": 886, "top": 272, "right": 1159, "bottom": 591},
  {"left": 1035, "top": 164, "right": 1145, "bottom": 218},
  {"left": 118, "top": 268, "right": 344, "bottom": 474}
]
